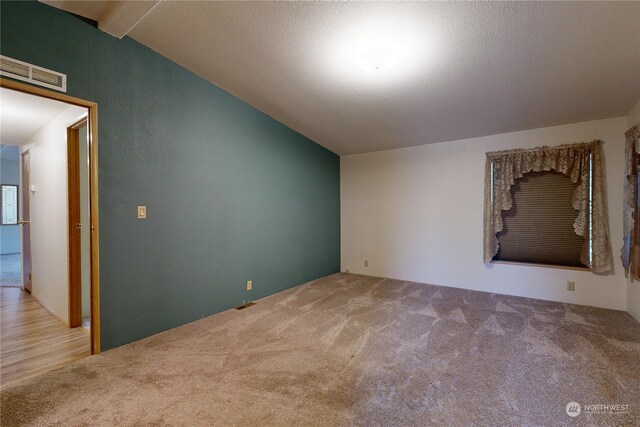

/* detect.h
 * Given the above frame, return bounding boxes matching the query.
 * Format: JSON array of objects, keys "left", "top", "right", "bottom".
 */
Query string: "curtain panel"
[
  {"left": 483, "top": 140, "right": 613, "bottom": 273},
  {"left": 622, "top": 124, "right": 640, "bottom": 278}
]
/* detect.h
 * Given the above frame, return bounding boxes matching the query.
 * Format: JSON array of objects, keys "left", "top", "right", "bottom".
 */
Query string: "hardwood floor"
[{"left": 1, "top": 287, "right": 90, "bottom": 387}]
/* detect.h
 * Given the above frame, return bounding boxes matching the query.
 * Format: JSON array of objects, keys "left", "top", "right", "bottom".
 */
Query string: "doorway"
[
  {"left": 20, "top": 150, "right": 31, "bottom": 292},
  {"left": 0, "top": 78, "right": 101, "bottom": 385},
  {"left": 67, "top": 118, "right": 92, "bottom": 330},
  {"left": 0, "top": 145, "right": 21, "bottom": 288}
]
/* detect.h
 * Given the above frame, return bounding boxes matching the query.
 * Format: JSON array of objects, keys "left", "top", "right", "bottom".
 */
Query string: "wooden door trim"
[
  {"left": 67, "top": 120, "right": 84, "bottom": 327},
  {"left": 1, "top": 78, "right": 102, "bottom": 354},
  {"left": 69, "top": 117, "right": 88, "bottom": 130},
  {"left": 20, "top": 150, "right": 31, "bottom": 293}
]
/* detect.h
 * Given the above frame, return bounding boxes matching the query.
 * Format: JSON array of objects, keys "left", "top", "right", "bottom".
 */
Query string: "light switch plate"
[{"left": 137, "top": 205, "right": 147, "bottom": 219}]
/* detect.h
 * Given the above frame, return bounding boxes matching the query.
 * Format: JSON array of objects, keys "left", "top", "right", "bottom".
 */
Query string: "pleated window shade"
[{"left": 495, "top": 171, "right": 586, "bottom": 267}]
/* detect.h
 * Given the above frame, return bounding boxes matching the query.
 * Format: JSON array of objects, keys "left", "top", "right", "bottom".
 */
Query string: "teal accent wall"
[{"left": 0, "top": 2, "right": 340, "bottom": 349}]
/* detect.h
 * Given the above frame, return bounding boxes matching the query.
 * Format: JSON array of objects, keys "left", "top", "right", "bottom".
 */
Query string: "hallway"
[{"left": 1, "top": 287, "right": 90, "bottom": 386}]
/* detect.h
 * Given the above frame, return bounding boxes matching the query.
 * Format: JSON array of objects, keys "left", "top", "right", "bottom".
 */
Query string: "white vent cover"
[{"left": 0, "top": 55, "right": 67, "bottom": 92}]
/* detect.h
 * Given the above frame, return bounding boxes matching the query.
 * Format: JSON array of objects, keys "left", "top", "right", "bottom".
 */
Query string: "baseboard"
[
  {"left": 29, "top": 291, "right": 70, "bottom": 327},
  {"left": 339, "top": 271, "right": 629, "bottom": 314}
]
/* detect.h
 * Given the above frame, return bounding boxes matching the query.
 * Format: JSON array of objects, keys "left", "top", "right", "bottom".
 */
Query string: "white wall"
[
  {"left": 627, "top": 100, "right": 640, "bottom": 321},
  {"left": 627, "top": 100, "right": 640, "bottom": 127},
  {"left": 21, "top": 105, "right": 86, "bottom": 324},
  {"left": 341, "top": 117, "right": 628, "bottom": 311}
]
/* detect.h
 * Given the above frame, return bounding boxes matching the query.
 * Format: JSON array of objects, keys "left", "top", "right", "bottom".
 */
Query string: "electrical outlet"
[
  {"left": 247, "top": 280, "right": 252, "bottom": 291},
  {"left": 567, "top": 281, "right": 576, "bottom": 291},
  {"left": 364, "top": 260, "right": 368, "bottom": 267}
]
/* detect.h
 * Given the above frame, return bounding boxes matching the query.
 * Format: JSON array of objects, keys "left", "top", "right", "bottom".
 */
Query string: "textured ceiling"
[
  {"left": 43, "top": 1, "right": 640, "bottom": 155},
  {"left": 0, "top": 87, "right": 76, "bottom": 145}
]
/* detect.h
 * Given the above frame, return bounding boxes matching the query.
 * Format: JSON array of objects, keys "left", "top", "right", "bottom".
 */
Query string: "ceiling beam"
[{"left": 98, "top": 1, "right": 160, "bottom": 39}]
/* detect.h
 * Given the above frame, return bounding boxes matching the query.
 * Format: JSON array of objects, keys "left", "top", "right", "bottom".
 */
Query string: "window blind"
[{"left": 495, "top": 171, "right": 585, "bottom": 267}]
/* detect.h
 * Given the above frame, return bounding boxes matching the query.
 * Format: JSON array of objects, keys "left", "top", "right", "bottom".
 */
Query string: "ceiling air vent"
[{"left": 0, "top": 55, "right": 67, "bottom": 92}]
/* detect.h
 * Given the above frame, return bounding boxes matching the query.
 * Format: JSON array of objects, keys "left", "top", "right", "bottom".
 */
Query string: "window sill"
[{"left": 491, "top": 260, "right": 589, "bottom": 272}]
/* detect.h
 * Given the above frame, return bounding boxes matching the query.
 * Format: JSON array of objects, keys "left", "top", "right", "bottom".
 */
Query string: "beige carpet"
[{"left": 1, "top": 273, "right": 639, "bottom": 426}]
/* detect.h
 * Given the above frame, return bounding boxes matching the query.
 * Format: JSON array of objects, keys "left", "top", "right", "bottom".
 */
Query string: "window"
[
  {"left": 1, "top": 184, "right": 19, "bottom": 225},
  {"left": 622, "top": 125, "right": 639, "bottom": 279},
  {"left": 635, "top": 169, "right": 640, "bottom": 279},
  {"left": 483, "top": 141, "right": 612, "bottom": 273},
  {"left": 493, "top": 171, "right": 587, "bottom": 267}
]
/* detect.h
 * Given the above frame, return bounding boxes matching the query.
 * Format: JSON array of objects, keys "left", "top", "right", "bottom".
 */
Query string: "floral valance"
[
  {"left": 483, "top": 140, "right": 612, "bottom": 273},
  {"left": 622, "top": 124, "right": 640, "bottom": 278}
]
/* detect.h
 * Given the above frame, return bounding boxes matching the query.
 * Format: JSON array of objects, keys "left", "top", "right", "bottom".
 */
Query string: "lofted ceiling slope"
[{"left": 42, "top": 1, "right": 640, "bottom": 155}]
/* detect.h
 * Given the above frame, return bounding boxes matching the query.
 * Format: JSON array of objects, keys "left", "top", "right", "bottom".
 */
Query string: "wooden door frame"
[
  {"left": 1, "top": 78, "right": 102, "bottom": 354},
  {"left": 67, "top": 118, "right": 87, "bottom": 328},
  {"left": 20, "top": 150, "right": 31, "bottom": 293}
]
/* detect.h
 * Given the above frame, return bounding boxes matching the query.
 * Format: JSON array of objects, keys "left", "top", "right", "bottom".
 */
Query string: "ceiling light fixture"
[
  {"left": 324, "top": 13, "right": 438, "bottom": 86},
  {"left": 357, "top": 46, "right": 399, "bottom": 73}
]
